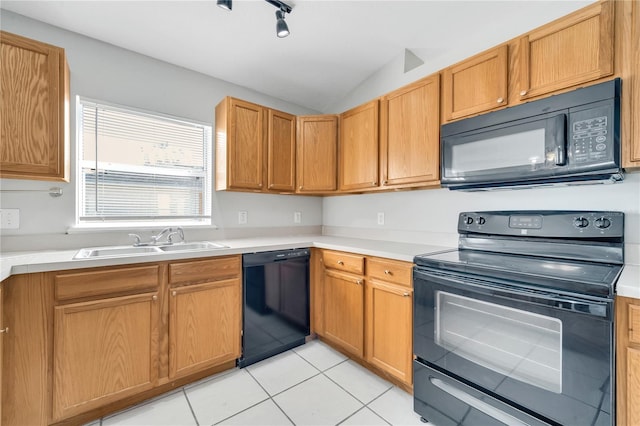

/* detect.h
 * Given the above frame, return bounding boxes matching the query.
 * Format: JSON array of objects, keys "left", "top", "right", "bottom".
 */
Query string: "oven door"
[{"left": 413, "top": 267, "right": 613, "bottom": 426}]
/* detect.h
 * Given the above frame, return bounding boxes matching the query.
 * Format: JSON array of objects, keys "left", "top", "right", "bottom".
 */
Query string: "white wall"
[{"left": 0, "top": 11, "right": 322, "bottom": 251}]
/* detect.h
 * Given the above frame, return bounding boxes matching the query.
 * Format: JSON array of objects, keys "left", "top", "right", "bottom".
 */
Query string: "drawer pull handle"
[
  {"left": 384, "top": 269, "right": 392, "bottom": 275},
  {"left": 0, "top": 327, "right": 8, "bottom": 334},
  {"left": 172, "top": 291, "right": 177, "bottom": 297},
  {"left": 520, "top": 90, "right": 528, "bottom": 96},
  {"left": 337, "top": 260, "right": 344, "bottom": 265},
  {"left": 356, "top": 280, "right": 363, "bottom": 285},
  {"left": 403, "top": 292, "right": 410, "bottom": 297},
  {"left": 497, "top": 97, "right": 504, "bottom": 103}
]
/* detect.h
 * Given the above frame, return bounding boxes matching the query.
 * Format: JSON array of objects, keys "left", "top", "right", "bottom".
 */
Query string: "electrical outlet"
[
  {"left": 238, "top": 211, "right": 248, "bottom": 225},
  {"left": 294, "top": 211, "right": 302, "bottom": 224},
  {"left": 0, "top": 208, "right": 20, "bottom": 229},
  {"left": 377, "top": 212, "right": 385, "bottom": 225}
]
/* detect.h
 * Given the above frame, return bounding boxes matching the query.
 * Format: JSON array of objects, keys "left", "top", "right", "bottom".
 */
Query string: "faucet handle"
[
  {"left": 168, "top": 227, "right": 185, "bottom": 244},
  {"left": 128, "top": 233, "right": 142, "bottom": 246}
]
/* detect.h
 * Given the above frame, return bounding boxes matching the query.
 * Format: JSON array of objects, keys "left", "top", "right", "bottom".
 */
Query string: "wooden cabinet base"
[
  {"left": 317, "top": 337, "right": 412, "bottom": 394},
  {"left": 49, "top": 361, "right": 235, "bottom": 426}
]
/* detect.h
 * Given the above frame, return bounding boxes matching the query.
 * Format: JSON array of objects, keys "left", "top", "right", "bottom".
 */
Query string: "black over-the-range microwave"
[{"left": 440, "top": 78, "right": 622, "bottom": 190}]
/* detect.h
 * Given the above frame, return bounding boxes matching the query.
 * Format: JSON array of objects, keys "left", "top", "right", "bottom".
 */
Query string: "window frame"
[{"left": 74, "top": 96, "right": 214, "bottom": 230}]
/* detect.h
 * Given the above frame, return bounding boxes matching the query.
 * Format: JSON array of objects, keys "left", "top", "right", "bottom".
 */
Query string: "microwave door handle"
[{"left": 553, "top": 114, "right": 567, "bottom": 166}]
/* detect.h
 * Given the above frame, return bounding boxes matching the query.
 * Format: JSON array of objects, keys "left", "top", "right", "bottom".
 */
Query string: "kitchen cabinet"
[
  {"left": 616, "top": 296, "right": 640, "bottom": 426},
  {"left": 322, "top": 250, "right": 365, "bottom": 357},
  {"left": 339, "top": 100, "right": 379, "bottom": 191},
  {"left": 623, "top": 0, "right": 640, "bottom": 167},
  {"left": 442, "top": 45, "right": 508, "bottom": 121},
  {"left": 215, "top": 97, "right": 296, "bottom": 193},
  {"left": 380, "top": 74, "right": 440, "bottom": 188},
  {"left": 52, "top": 266, "right": 161, "bottom": 421},
  {"left": 168, "top": 256, "right": 241, "bottom": 379},
  {"left": 0, "top": 31, "right": 69, "bottom": 181},
  {"left": 365, "top": 257, "right": 413, "bottom": 386},
  {"left": 0, "top": 282, "right": 3, "bottom": 423},
  {"left": 296, "top": 115, "right": 338, "bottom": 193},
  {"left": 518, "top": 1, "right": 614, "bottom": 101}
]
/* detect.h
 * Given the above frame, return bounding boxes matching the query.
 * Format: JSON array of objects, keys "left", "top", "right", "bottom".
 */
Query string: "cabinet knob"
[
  {"left": 172, "top": 291, "right": 177, "bottom": 297},
  {"left": 520, "top": 90, "right": 528, "bottom": 96},
  {"left": 403, "top": 292, "right": 410, "bottom": 297},
  {"left": 269, "top": 184, "right": 274, "bottom": 189},
  {"left": 384, "top": 269, "right": 392, "bottom": 275},
  {"left": 337, "top": 260, "right": 344, "bottom": 265},
  {"left": 382, "top": 180, "right": 388, "bottom": 185},
  {"left": 259, "top": 183, "right": 263, "bottom": 187},
  {"left": 497, "top": 97, "right": 504, "bottom": 103},
  {"left": 152, "top": 295, "right": 158, "bottom": 301},
  {"left": 356, "top": 279, "right": 363, "bottom": 285},
  {"left": 0, "top": 327, "right": 8, "bottom": 334},
  {"left": 372, "top": 182, "right": 377, "bottom": 186},
  {"left": 299, "top": 186, "right": 303, "bottom": 190}
]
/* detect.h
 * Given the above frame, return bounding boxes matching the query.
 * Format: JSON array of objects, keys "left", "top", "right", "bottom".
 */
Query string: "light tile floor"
[{"left": 90, "top": 340, "right": 427, "bottom": 426}]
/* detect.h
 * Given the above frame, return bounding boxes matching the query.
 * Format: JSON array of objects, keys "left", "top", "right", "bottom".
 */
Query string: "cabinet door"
[
  {"left": 442, "top": 45, "right": 508, "bottom": 121},
  {"left": 53, "top": 293, "right": 159, "bottom": 420},
  {"left": 380, "top": 74, "right": 440, "bottom": 187},
  {"left": 228, "top": 98, "right": 265, "bottom": 190},
  {"left": 0, "top": 31, "right": 69, "bottom": 181},
  {"left": 519, "top": 1, "right": 614, "bottom": 100},
  {"left": 169, "top": 278, "right": 241, "bottom": 379},
  {"left": 339, "top": 100, "right": 379, "bottom": 191},
  {"left": 365, "top": 280, "right": 412, "bottom": 385},
  {"left": 323, "top": 269, "right": 364, "bottom": 357},
  {"left": 625, "top": 0, "right": 640, "bottom": 167},
  {"left": 627, "top": 347, "right": 640, "bottom": 426},
  {"left": 296, "top": 115, "right": 338, "bottom": 193},
  {"left": 267, "top": 109, "right": 296, "bottom": 192}
]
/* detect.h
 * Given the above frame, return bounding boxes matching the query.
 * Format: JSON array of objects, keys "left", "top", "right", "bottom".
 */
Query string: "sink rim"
[{"left": 73, "top": 241, "right": 229, "bottom": 259}]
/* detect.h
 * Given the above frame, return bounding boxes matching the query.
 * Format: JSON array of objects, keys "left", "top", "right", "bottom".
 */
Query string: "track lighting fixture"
[
  {"left": 216, "top": 0, "right": 232, "bottom": 11},
  {"left": 275, "top": 8, "right": 289, "bottom": 38},
  {"left": 217, "top": 0, "right": 292, "bottom": 38}
]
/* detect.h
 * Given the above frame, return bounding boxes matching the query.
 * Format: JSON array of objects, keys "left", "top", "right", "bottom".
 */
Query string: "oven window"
[{"left": 435, "top": 291, "right": 562, "bottom": 393}]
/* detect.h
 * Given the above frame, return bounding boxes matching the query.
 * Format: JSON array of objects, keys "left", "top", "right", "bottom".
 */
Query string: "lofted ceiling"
[{"left": 1, "top": 0, "right": 593, "bottom": 112}]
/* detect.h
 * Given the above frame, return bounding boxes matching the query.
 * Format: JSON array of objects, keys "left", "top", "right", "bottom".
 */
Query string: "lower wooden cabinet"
[
  {"left": 314, "top": 250, "right": 413, "bottom": 388},
  {"left": 169, "top": 278, "right": 241, "bottom": 379},
  {"left": 53, "top": 292, "right": 159, "bottom": 420},
  {"left": 0, "top": 282, "right": 4, "bottom": 423},
  {"left": 616, "top": 295, "right": 640, "bottom": 425},
  {"left": 323, "top": 269, "right": 365, "bottom": 357}
]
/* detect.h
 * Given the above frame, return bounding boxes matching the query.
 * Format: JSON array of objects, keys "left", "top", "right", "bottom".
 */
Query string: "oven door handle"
[{"left": 414, "top": 268, "right": 610, "bottom": 319}]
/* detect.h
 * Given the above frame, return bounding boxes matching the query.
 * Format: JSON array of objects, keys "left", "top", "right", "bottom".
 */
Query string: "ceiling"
[{"left": 1, "top": 1, "right": 592, "bottom": 112}]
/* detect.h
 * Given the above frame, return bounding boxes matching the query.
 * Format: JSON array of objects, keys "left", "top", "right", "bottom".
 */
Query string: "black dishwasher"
[{"left": 239, "top": 248, "right": 310, "bottom": 367}]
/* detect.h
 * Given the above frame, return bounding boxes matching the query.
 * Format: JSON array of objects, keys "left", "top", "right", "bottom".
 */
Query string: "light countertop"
[{"left": 1, "top": 235, "right": 638, "bottom": 299}]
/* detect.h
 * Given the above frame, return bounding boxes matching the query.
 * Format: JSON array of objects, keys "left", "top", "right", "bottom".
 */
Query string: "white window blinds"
[{"left": 78, "top": 99, "right": 212, "bottom": 225}]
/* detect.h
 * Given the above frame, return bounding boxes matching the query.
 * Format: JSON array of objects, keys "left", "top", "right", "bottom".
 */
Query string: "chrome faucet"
[
  {"left": 167, "top": 227, "right": 185, "bottom": 244},
  {"left": 150, "top": 227, "right": 173, "bottom": 245},
  {"left": 128, "top": 227, "right": 185, "bottom": 247}
]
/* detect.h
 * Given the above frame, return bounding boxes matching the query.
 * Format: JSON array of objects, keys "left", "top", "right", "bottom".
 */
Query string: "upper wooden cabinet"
[
  {"left": 623, "top": 0, "right": 640, "bottom": 167},
  {"left": 0, "top": 31, "right": 69, "bottom": 181},
  {"left": 518, "top": 1, "right": 614, "bottom": 100},
  {"left": 339, "top": 100, "right": 379, "bottom": 191},
  {"left": 267, "top": 109, "right": 296, "bottom": 192},
  {"left": 380, "top": 74, "right": 440, "bottom": 187},
  {"left": 442, "top": 45, "right": 508, "bottom": 121},
  {"left": 215, "top": 97, "right": 296, "bottom": 193},
  {"left": 296, "top": 115, "right": 338, "bottom": 193}
]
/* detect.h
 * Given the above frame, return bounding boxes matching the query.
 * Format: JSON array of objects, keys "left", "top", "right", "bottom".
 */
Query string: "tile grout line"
[
  {"left": 363, "top": 386, "right": 397, "bottom": 425},
  {"left": 241, "top": 367, "right": 298, "bottom": 426},
  {"left": 182, "top": 387, "right": 200, "bottom": 426}
]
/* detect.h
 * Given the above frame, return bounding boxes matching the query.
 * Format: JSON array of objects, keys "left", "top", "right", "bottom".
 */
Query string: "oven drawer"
[{"left": 414, "top": 361, "right": 549, "bottom": 426}]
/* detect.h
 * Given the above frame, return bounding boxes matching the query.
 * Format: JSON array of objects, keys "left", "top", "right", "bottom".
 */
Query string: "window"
[{"left": 77, "top": 98, "right": 212, "bottom": 227}]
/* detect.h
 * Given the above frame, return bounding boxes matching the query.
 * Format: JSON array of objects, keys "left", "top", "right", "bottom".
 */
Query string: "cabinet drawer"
[
  {"left": 629, "top": 304, "right": 640, "bottom": 344},
  {"left": 55, "top": 265, "right": 160, "bottom": 302},
  {"left": 169, "top": 256, "right": 241, "bottom": 286},
  {"left": 367, "top": 257, "right": 413, "bottom": 287},
  {"left": 323, "top": 250, "right": 365, "bottom": 275}
]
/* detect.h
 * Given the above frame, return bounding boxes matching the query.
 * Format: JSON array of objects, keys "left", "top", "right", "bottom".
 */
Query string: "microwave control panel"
[{"left": 570, "top": 104, "right": 614, "bottom": 165}]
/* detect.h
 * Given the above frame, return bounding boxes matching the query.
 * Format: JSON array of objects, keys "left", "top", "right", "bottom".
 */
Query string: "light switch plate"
[
  {"left": 0, "top": 208, "right": 20, "bottom": 229},
  {"left": 238, "top": 211, "right": 248, "bottom": 225},
  {"left": 294, "top": 211, "right": 301, "bottom": 223},
  {"left": 377, "top": 212, "right": 385, "bottom": 225}
]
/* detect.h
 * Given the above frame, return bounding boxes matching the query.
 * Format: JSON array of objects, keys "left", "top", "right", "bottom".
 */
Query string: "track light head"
[
  {"left": 275, "top": 9, "right": 289, "bottom": 38},
  {"left": 217, "top": 0, "right": 232, "bottom": 11}
]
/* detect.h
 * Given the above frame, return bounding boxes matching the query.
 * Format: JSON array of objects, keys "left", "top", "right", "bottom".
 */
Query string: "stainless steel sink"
[
  {"left": 73, "top": 241, "right": 228, "bottom": 259},
  {"left": 74, "top": 246, "right": 163, "bottom": 259},
  {"left": 158, "top": 242, "right": 228, "bottom": 252}
]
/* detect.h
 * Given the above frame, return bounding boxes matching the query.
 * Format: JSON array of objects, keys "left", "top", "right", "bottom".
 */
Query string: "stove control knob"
[
  {"left": 477, "top": 217, "right": 486, "bottom": 225},
  {"left": 465, "top": 216, "right": 474, "bottom": 225},
  {"left": 595, "top": 217, "right": 611, "bottom": 229},
  {"left": 573, "top": 217, "right": 589, "bottom": 228}
]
